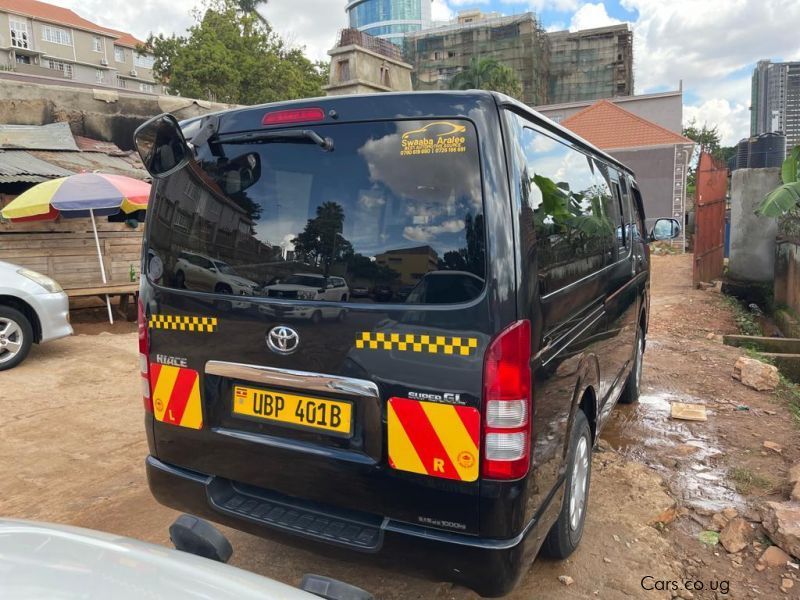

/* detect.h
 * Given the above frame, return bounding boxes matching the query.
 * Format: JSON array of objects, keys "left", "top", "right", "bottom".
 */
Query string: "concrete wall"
[
  {"left": 729, "top": 167, "right": 781, "bottom": 283},
  {"left": 0, "top": 78, "right": 235, "bottom": 150},
  {"left": 610, "top": 145, "right": 676, "bottom": 225},
  {"left": 535, "top": 91, "right": 683, "bottom": 133}
]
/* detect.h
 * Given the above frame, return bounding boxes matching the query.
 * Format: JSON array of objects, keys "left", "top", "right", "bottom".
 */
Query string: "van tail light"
[
  {"left": 482, "top": 320, "right": 532, "bottom": 480},
  {"left": 262, "top": 107, "right": 325, "bottom": 126},
  {"left": 138, "top": 299, "right": 153, "bottom": 413}
]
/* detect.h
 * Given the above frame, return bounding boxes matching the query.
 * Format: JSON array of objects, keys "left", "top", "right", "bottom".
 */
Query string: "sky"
[{"left": 48, "top": 0, "right": 800, "bottom": 146}]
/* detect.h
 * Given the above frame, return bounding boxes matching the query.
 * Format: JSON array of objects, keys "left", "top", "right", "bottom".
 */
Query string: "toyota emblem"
[{"left": 267, "top": 325, "right": 300, "bottom": 355}]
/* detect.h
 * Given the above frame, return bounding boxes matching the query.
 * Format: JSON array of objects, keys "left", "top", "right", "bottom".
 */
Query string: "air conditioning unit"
[
  {"left": 100, "top": 58, "right": 109, "bottom": 66},
  {"left": 130, "top": 69, "right": 138, "bottom": 77}
]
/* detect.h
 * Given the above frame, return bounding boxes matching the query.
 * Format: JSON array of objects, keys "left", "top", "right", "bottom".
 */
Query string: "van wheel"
[
  {"left": 541, "top": 410, "right": 591, "bottom": 559},
  {"left": 0, "top": 306, "right": 34, "bottom": 371},
  {"left": 311, "top": 310, "right": 322, "bottom": 324},
  {"left": 618, "top": 327, "right": 644, "bottom": 405}
]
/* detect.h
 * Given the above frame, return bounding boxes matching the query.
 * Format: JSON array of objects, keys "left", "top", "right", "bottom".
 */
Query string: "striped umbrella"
[{"left": 1, "top": 173, "right": 151, "bottom": 323}]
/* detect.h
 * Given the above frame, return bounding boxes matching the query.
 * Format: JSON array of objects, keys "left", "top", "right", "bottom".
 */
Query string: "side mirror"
[
  {"left": 649, "top": 218, "right": 681, "bottom": 242},
  {"left": 134, "top": 113, "right": 191, "bottom": 178}
]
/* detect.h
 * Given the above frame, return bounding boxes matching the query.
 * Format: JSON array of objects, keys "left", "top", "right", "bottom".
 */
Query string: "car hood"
[{"left": 0, "top": 519, "right": 316, "bottom": 600}]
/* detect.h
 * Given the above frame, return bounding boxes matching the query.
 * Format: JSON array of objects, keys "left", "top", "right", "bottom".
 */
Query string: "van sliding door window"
[{"left": 512, "top": 120, "right": 617, "bottom": 293}]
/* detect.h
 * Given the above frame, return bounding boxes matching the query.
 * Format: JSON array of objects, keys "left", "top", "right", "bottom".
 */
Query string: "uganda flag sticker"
[{"left": 388, "top": 397, "right": 480, "bottom": 482}]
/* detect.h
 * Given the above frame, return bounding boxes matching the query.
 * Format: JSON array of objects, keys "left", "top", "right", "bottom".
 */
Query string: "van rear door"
[{"left": 143, "top": 116, "right": 494, "bottom": 536}]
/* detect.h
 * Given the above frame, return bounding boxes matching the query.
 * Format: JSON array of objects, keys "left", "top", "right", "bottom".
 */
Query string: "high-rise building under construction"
[
  {"left": 547, "top": 24, "right": 634, "bottom": 103},
  {"left": 404, "top": 12, "right": 551, "bottom": 106},
  {"left": 402, "top": 11, "right": 634, "bottom": 106}
]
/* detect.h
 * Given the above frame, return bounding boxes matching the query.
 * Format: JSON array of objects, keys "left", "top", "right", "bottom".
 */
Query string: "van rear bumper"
[{"left": 146, "top": 455, "right": 555, "bottom": 597}]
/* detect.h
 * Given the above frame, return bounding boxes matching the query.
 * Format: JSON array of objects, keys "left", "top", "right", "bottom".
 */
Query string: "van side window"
[{"left": 515, "top": 123, "right": 616, "bottom": 292}]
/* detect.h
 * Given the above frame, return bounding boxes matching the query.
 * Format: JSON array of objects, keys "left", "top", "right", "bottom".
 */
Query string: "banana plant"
[{"left": 755, "top": 145, "right": 800, "bottom": 217}]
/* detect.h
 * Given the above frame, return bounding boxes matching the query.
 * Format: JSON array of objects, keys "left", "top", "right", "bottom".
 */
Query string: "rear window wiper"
[{"left": 214, "top": 129, "right": 334, "bottom": 152}]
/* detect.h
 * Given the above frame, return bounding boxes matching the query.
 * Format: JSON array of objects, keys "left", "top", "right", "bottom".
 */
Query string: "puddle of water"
[{"left": 602, "top": 389, "right": 744, "bottom": 514}]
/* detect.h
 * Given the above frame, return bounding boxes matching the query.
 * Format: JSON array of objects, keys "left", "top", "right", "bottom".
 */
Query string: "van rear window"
[{"left": 146, "top": 119, "right": 485, "bottom": 304}]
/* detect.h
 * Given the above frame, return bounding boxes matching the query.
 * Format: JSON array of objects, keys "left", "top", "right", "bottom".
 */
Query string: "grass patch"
[
  {"left": 722, "top": 295, "right": 763, "bottom": 336},
  {"left": 727, "top": 467, "right": 774, "bottom": 495},
  {"left": 776, "top": 379, "right": 800, "bottom": 425}
]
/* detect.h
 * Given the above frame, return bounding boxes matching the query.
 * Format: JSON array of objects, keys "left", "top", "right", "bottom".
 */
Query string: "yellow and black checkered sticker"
[
  {"left": 149, "top": 314, "right": 218, "bottom": 333},
  {"left": 356, "top": 332, "right": 478, "bottom": 356}
]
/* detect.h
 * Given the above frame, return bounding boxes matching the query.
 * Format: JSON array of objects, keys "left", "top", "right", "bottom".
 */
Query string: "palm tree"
[
  {"left": 236, "top": 0, "right": 268, "bottom": 24},
  {"left": 449, "top": 57, "right": 522, "bottom": 99}
]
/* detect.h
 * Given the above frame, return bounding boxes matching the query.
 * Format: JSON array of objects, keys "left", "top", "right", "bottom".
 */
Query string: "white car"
[
  {"left": 173, "top": 251, "right": 259, "bottom": 296},
  {"left": 261, "top": 274, "right": 349, "bottom": 323},
  {"left": 0, "top": 518, "right": 372, "bottom": 599},
  {"left": 0, "top": 261, "right": 73, "bottom": 371}
]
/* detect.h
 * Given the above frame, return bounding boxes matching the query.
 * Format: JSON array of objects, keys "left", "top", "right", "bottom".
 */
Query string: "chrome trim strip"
[{"left": 205, "top": 360, "right": 380, "bottom": 399}]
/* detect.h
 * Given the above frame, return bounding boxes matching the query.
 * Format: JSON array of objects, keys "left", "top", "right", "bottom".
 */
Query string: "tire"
[
  {"left": 337, "top": 309, "right": 347, "bottom": 322},
  {"left": 175, "top": 271, "right": 186, "bottom": 289},
  {"left": 618, "top": 326, "right": 644, "bottom": 405},
  {"left": 311, "top": 310, "right": 322, "bottom": 324},
  {"left": 541, "top": 410, "right": 592, "bottom": 559},
  {"left": 215, "top": 283, "right": 233, "bottom": 295},
  {"left": 0, "top": 306, "right": 34, "bottom": 371}
]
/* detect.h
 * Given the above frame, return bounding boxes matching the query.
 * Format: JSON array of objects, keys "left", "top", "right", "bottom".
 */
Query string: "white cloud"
[
  {"left": 432, "top": 0, "right": 457, "bottom": 21},
  {"left": 46, "top": 0, "right": 344, "bottom": 62},
  {"left": 569, "top": 3, "right": 622, "bottom": 32},
  {"left": 684, "top": 99, "right": 750, "bottom": 146},
  {"left": 622, "top": 0, "right": 800, "bottom": 145}
]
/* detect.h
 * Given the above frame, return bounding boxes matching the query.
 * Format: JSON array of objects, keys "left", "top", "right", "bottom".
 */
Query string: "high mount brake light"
[
  {"left": 138, "top": 299, "right": 153, "bottom": 413},
  {"left": 262, "top": 108, "right": 325, "bottom": 126},
  {"left": 482, "top": 320, "right": 532, "bottom": 480}
]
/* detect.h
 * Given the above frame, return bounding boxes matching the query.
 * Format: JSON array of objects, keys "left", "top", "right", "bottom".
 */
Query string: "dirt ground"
[{"left": 1, "top": 254, "right": 799, "bottom": 599}]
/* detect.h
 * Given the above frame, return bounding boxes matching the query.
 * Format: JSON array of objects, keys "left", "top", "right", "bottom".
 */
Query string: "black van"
[{"left": 135, "top": 92, "right": 679, "bottom": 597}]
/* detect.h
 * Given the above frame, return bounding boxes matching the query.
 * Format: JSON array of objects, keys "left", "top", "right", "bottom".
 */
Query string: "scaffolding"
[
  {"left": 547, "top": 24, "right": 634, "bottom": 104},
  {"left": 403, "top": 13, "right": 550, "bottom": 106}
]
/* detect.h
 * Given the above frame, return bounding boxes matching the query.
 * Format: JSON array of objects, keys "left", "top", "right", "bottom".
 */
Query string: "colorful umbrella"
[
  {"left": 0, "top": 173, "right": 149, "bottom": 220},
  {"left": 1, "top": 173, "right": 151, "bottom": 324}
]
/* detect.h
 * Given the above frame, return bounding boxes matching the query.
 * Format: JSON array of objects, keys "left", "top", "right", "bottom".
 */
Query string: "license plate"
[{"left": 232, "top": 385, "right": 353, "bottom": 437}]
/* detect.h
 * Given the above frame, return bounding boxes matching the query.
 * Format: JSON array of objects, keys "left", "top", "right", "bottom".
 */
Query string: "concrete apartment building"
[
  {"left": 751, "top": 59, "right": 800, "bottom": 152},
  {"left": 0, "top": 0, "right": 161, "bottom": 94},
  {"left": 402, "top": 11, "right": 633, "bottom": 106}
]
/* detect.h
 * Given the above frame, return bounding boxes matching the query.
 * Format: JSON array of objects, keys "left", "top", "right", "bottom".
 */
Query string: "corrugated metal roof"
[
  {"left": 0, "top": 150, "right": 74, "bottom": 183},
  {"left": 30, "top": 150, "right": 148, "bottom": 180},
  {"left": 0, "top": 122, "right": 79, "bottom": 151}
]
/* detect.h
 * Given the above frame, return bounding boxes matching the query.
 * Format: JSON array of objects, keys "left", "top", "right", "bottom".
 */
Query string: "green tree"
[
  {"left": 142, "top": 0, "right": 325, "bottom": 104},
  {"left": 449, "top": 57, "right": 522, "bottom": 100},
  {"left": 681, "top": 119, "right": 735, "bottom": 191},
  {"left": 292, "top": 202, "right": 354, "bottom": 276},
  {"left": 683, "top": 119, "right": 722, "bottom": 156}
]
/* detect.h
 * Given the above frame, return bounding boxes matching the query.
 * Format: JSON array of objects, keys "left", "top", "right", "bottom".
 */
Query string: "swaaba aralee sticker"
[{"left": 400, "top": 121, "right": 468, "bottom": 157}]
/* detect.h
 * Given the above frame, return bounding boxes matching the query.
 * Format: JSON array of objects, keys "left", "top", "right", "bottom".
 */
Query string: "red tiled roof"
[
  {"left": 560, "top": 99, "right": 693, "bottom": 150},
  {"left": 101, "top": 27, "right": 144, "bottom": 49},
  {"left": 0, "top": 0, "right": 144, "bottom": 47}
]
